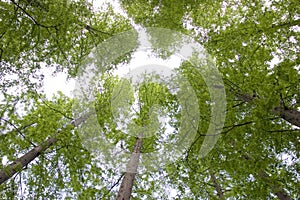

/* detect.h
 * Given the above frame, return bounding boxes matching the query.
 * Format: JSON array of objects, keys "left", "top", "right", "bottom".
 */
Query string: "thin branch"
[
  {"left": 0, "top": 117, "right": 36, "bottom": 146},
  {"left": 84, "top": 24, "right": 112, "bottom": 36},
  {"left": 220, "top": 121, "right": 254, "bottom": 135},
  {"left": 264, "top": 129, "right": 300, "bottom": 133},
  {"left": 0, "top": 31, "right": 6, "bottom": 39},
  {"left": 10, "top": 0, "right": 59, "bottom": 28},
  {"left": 105, "top": 173, "right": 125, "bottom": 197},
  {"left": 271, "top": 19, "right": 300, "bottom": 29},
  {"left": 39, "top": 98, "right": 73, "bottom": 120},
  {"left": 0, "top": 48, "right": 3, "bottom": 61}
]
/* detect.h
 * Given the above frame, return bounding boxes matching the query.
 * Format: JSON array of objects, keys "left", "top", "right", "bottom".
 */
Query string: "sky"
[
  {"left": 43, "top": 0, "right": 183, "bottom": 99},
  {"left": 44, "top": 2, "right": 181, "bottom": 198},
  {"left": 2, "top": 1, "right": 298, "bottom": 198},
  {"left": 43, "top": 51, "right": 183, "bottom": 99}
]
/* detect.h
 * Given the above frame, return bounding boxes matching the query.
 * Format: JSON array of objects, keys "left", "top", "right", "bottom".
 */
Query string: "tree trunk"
[
  {"left": 242, "top": 154, "right": 292, "bottom": 200},
  {"left": 116, "top": 137, "right": 143, "bottom": 200},
  {"left": 236, "top": 92, "right": 300, "bottom": 128},
  {"left": 258, "top": 170, "right": 292, "bottom": 200},
  {"left": 210, "top": 173, "right": 224, "bottom": 199},
  {"left": 0, "top": 113, "right": 90, "bottom": 185},
  {"left": 0, "top": 137, "right": 57, "bottom": 184},
  {"left": 274, "top": 191, "right": 293, "bottom": 200},
  {"left": 273, "top": 107, "right": 300, "bottom": 128}
]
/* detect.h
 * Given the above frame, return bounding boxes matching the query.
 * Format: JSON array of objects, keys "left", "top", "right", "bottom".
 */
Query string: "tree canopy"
[{"left": 0, "top": 0, "right": 299, "bottom": 199}]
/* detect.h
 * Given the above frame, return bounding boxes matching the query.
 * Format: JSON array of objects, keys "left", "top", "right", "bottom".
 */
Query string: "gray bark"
[
  {"left": 273, "top": 107, "right": 300, "bottom": 128},
  {"left": 210, "top": 173, "right": 224, "bottom": 199},
  {"left": 0, "top": 113, "right": 90, "bottom": 185},
  {"left": 116, "top": 137, "right": 142, "bottom": 200},
  {"left": 237, "top": 93, "right": 300, "bottom": 128},
  {"left": 259, "top": 170, "right": 292, "bottom": 200}
]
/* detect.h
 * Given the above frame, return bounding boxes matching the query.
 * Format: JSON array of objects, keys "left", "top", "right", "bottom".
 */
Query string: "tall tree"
[
  {"left": 119, "top": 0, "right": 300, "bottom": 199},
  {"left": 0, "top": 0, "right": 132, "bottom": 115},
  {"left": 1, "top": 0, "right": 299, "bottom": 199}
]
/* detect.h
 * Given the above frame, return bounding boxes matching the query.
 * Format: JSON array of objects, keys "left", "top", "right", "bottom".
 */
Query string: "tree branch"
[
  {"left": 0, "top": 117, "right": 36, "bottom": 146},
  {"left": 0, "top": 113, "right": 91, "bottom": 185},
  {"left": 10, "top": 0, "right": 59, "bottom": 28}
]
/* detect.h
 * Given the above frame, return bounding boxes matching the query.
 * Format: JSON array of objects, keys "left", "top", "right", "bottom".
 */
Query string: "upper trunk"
[
  {"left": 0, "top": 113, "right": 91, "bottom": 185},
  {"left": 0, "top": 137, "right": 57, "bottom": 184},
  {"left": 273, "top": 107, "right": 300, "bottom": 128},
  {"left": 258, "top": 170, "right": 292, "bottom": 200},
  {"left": 210, "top": 173, "right": 225, "bottom": 199},
  {"left": 116, "top": 137, "right": 143, "bottom": 200},
  {"left": 236, "top": 92, "right": 300, "bottom": 128}
]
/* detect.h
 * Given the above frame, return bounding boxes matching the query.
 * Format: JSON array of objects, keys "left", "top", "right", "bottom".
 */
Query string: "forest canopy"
[{"left": 0, "top": 0, "right": 299, "bottom": 199}]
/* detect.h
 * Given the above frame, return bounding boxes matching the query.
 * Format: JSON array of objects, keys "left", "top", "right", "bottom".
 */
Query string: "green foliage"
[
  {"left": 0, "top": 0, "right": 299, "bottom": 199},
  {"left": 0, "top": 0, "right": 132, "bottom": 96},
  {"left": 119, "top": 0, "right": 299, "bottom": 199}
]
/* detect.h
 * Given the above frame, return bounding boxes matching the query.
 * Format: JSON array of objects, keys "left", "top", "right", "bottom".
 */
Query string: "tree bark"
[
  {"left": 240, "top": 154, "right": 292, "bottom": 200},
  {"left": 210, "top": 173, "right": 224, "bottom": 199},
  {"left": 273, "top": 107, "right": 300, "bottom": 128},
  {"left": 258, "top": 170, "right": 292, "bottom": 200},
  {"left": 236, "top": 92, "right": 300, "bottom": 128},
  {"left": 275, "top": 191, "right": 293, "bottom": 200},
  {"left": 116, "top": 137, "right": 143, "bottom": 200},
  {"left": 0, "top": 137, "right": 57, "bottom": 184},
  {"left": 0, "top": 113, "right": 90, "bottom": 185}
]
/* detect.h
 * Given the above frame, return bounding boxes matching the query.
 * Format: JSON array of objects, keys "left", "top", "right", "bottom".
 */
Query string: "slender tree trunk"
[
  {"left": 274, "top": 191, "right": 293, "bottom": 200},
  {"left": 273, "top": 107, "right": 300, "bottom": 128},
  {"left": 116, "top": 137, "right": 143, "bottom": 200},
  {"left": 241, "top": 155, "right": 292, "bottom": 200},
  {"left": 258, "top": 171, "right": 292, "bottom": 200},
  {"left": 0, "top": 137, "right": 57, "bottom": 185},
  {"left": 210, "top": 173, "right": 224, "bottom": 199},
  {"left": 0, "top": 113, "right": 90, "bottom": 185}
]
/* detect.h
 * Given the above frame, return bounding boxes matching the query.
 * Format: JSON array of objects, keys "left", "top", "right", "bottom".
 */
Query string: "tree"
[
  {"left": 0, "top": 74, "right": 177, "bottom": 199},
  {"left": 119, "top": 0, "right": 299, "bottom": 199},
  {"left": 1, "top": 0, "right": 300, "bottom": 199},
  {"left": 0, "top": 0, "right": 131, "bottom": 115}
]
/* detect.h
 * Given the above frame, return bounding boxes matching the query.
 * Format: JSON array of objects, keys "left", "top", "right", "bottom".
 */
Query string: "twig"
[
  {"left": 103, "top": 173, "right": 125, "bottom": 198},
  {"left": 10, "top": 0, "right": 59, "bottom": 28},
  {"left": 0, "top": 117, "right": 36, "bottom": 146}
]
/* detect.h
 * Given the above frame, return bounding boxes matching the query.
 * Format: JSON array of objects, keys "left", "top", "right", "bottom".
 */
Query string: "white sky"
[
  {"left": 43, "top": 51, "right": 182, "bottom": 99},
  {"left": 43, "top": 0, "right": 183, "bottom": 99},
  {"left": 2, "top": 1, "right": 298, "bottom": 199}
]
